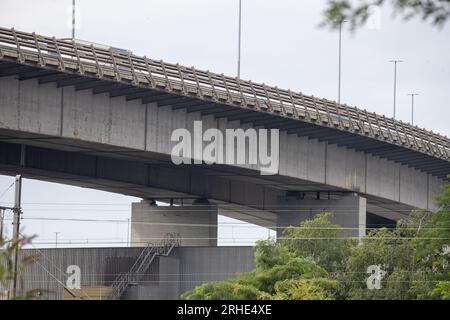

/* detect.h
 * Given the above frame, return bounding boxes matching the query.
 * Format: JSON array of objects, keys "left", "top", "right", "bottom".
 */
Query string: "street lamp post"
[
  {"left": 407, "top": 93, "right": 419, "bottom": 125},
  {"left": 338, "top": 20, "right": 346, "bottom": 104},
  {"left": 72, "top": 0, "right": 76, "bottom": 39},
  {"left": 389, "top": 59, "right": 403, "bottom": 118},
  {"left": 0, "top": 209, "right": 4, "bottom": 241},
  {"left": 237, "top": 0, "right": 242, "bottom": 78}
]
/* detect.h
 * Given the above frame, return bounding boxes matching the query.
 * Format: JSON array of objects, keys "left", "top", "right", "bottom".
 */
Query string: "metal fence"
[{"left": 0, "top": 27, "right": 448, "bottom": 162}]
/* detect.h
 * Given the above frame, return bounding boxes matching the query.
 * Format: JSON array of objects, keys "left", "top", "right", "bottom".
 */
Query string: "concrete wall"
[
  {"left": 131, "top": 201, "right": 218, "bottom": 247},
  {"left": 17, "top": 246, "right": 254, "bottom": 300},
  {"left": 0, "top": 76, "right": 445, "bottom": 211},
  {"left": 126, "top": 247, "right": 256, "bottom": 299},
  {"left": 124, "top": 256, "right": 181, "bottom": 300}
]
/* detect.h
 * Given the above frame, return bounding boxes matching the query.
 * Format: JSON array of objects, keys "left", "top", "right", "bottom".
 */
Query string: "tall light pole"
[
  {"left": 237, "top": 0, "right": 242, "bottom": 78},
  {"left": 389, "top": 59, "right": 403, "bottom": 118},
  {"left": 72, "top": 0, "right": 76, "bottom": 39},
  {"left": 338, "top": 20, "right": 346, "bottom": 104},
  {"left": 0, "top": 208, "right": 4, "bottom": 241},
  {"left": 407, "top": 93, "right": 419, "bottom": 125},
  {"left": 11, "top": 175, "right": 22, "bottom": 298}
]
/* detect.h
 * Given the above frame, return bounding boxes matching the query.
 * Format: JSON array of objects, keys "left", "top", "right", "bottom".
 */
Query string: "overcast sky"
[{"left": 0, "top": 0, "right": 449, "bottom": 248}]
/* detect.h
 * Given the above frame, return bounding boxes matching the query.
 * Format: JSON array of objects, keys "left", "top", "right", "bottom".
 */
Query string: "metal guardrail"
[
  {"left": 109, "top": 233, "right": 180, "bottom": 300},
  {"left": 0, "top": 27, "right": 448, "bottom": 162}
]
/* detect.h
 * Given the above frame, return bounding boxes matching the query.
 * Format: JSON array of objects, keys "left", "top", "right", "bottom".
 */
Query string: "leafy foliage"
[
  {"left": 322, "top": 0, "right": 450, "bottom": 30},
  {"left": 339, "top": 184, "right": 449, "bottom": 300},
  {"left": 0, "top": 233, "right": 40, "bottom": 300},
  {"left": 282, "top": 212, "right": 354, "bottom": 273},
  {"left": 411, "top": 182, "right": 450, "bottom": 299},
  {"left": 242, "top": 256, "right": 329, "bottom": 294},
  {"left": 272, "top": 278, "right": 337, "bottom": 300},
  {"left": 181, "top": 281, "right": 267, "bottom": 300}
]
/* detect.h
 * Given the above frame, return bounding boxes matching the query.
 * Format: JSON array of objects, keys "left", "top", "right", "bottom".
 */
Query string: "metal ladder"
[{"left": 109, "top": 233, "right": 180, "bottom": 300}]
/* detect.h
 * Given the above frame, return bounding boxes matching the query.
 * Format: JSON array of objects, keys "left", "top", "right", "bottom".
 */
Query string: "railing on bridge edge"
[{"left": 0, "top": 27, "right": 448, "bottom": 162}]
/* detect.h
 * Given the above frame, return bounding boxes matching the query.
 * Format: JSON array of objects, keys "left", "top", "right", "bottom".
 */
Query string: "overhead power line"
[{"left": 14, "top": 216, "right": 450, "bottom": 230}]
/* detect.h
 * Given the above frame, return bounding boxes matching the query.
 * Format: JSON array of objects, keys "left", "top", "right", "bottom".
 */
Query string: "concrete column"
[
  {"left": 131, "top": 200, "right": 218, "bottom": 247},
  {"left": 276, "top": 193, "right": 366, "bottom": 239}
]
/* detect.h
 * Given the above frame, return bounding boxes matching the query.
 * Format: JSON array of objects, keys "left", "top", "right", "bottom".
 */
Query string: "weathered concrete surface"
[
  {"left": 0, "top": 76, "right": 446, "bottom": 217},
  {"left": 275, "top": 194, "right": 367, "bottom": 239},
  {"left": 125, "top": 256, "right": 181, "bottom": 300},
  {"left": 131, "top": 201, "right": 218, "bottom": 247}
]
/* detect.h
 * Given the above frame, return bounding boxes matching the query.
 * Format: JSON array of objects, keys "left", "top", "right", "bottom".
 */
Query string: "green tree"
[
  {"left": 272, "top": 278, "right": 337, "bottom": 300},
  {"left": 242, "top": 256, "right": 330, "bottom": 294},
  {"left": 322, "top": 0, "right": 450, "bottom": 30},
  {"left": 410, "top": 182, "right": 450, "bottom": 299},
  {"left": 340, "top": 185, "right": 450, "bottom": 300},
  {"left": 340, "top": 213, "right": 426, "bottom": 299},
  {"left": 281, "top": 212, "right": 354, "bottom": 273},
  {"left": 181, "top": 281, "right": 267, "bottom": 300},
  {"left": 253, "top": 238, "right": 293, "bottom": 270},
  {"left": 423, "top": 281, "right": 450, "bottom": 300}
]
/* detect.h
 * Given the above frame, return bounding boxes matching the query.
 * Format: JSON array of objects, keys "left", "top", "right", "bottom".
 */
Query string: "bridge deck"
[{"left": 0, "top": 27, "right": 448, "bottom": 179}]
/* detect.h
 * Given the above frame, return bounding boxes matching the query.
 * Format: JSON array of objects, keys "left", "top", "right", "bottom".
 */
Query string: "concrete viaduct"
[{"left": 0, "top": 27, "right": 448, "bottom": 245}]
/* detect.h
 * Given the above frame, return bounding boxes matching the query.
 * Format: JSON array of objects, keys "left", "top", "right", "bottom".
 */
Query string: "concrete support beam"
[
  {"left": 0, "top": 75, "right": 445, "bottom": 216},
  {"left": 276, "top": 193, "right": 367, "bottom": 239},
  {"left": 131, "top": 200, "right": 218, "bottom": 247}
]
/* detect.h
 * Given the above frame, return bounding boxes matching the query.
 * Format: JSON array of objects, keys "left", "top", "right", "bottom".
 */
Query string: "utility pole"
[
  {"left": 72, "top": 0, "right": 76, "bottom": 39},
  {"left": 407, "top": 93, "right": 419, "bottom": 125},
  {"left": 11, "top": 175, "right": 22, "bottom": 298},
  {"left": 237, "top": 0, "right": 242, "bottom": 78},
  {"left": 54, "top": 232, "right": 60, "bottom": 248},
  {"left": 0, "top": 209, "right": 4, "bottom": 241},
  {"left": 389, "top": 59, "right": 403, "bottom": 118},
  {"left": 127, "top": 218, "right": 130, "bottom": 247},
  {"left": 338, "top": 19, "right": 346, "bottom": 104}
]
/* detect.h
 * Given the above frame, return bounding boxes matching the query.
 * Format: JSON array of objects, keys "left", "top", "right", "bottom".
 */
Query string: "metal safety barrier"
[{"left": 0, "top": 27, "right": 448, "bottom": 162}]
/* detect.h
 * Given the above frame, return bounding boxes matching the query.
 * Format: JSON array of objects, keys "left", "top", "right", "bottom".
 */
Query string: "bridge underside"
[{"left": 0, "top": 131, "right": 414, "bottom": 230}]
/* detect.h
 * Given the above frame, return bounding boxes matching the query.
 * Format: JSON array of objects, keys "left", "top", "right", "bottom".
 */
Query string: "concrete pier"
[
  {"left": 276, "top": 193, "right": 367, "bottom": 239},
  {"left": 131, "top": 200, "right": 218, "bottom": 247}
]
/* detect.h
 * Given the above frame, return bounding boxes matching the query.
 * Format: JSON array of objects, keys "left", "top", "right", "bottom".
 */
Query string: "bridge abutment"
[{"left": 131, "top": 200, "right": 218, "bottom": 247}]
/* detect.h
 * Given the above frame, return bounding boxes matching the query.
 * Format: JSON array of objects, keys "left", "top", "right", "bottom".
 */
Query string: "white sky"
[{"left": 0, "top": 0, "right": 448, "bottom": 248}]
